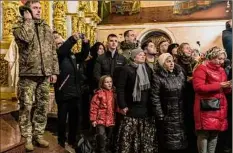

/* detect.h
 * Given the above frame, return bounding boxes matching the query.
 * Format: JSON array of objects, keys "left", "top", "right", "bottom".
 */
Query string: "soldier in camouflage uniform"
[{"left": 13, "top": 1, "right": 59, "bottom": 151}]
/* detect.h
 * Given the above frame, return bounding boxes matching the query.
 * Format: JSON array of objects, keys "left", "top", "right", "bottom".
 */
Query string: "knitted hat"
[
  {"left": 130, "top": 48, "right": 144, "bottom": 60},
  {"left": 158, "top": 53, "right": 173, "bottom": 67},
  {"left": 205, "top": 46, "right": 227, "bottom": 60}
]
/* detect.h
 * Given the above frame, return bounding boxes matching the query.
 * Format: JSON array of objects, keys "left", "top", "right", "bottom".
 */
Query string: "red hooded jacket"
[
  {"left": 193, "top": 61, "right": 231, "bottom": 131},
  {"left": 90, "top": 89, "right": 115, "bottom": 127}
]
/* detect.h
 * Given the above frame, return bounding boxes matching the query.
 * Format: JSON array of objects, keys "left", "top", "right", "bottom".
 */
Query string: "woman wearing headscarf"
[
  {"left": 151, "top": 53, "right": 187, "bottom": 153},
  {"left": 176, "top": 43, "right": 197, "bottom": 152},
  {"left": 115, "top": 48, "right": 158, "bottom": 153},
  {"left": 193, "top": 46, "right": 231, "bottom": 153}
]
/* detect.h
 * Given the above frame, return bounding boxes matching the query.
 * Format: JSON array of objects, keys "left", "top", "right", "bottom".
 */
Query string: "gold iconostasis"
[{"left": 0, "top": 1, "right": 101, "bottom": 99}]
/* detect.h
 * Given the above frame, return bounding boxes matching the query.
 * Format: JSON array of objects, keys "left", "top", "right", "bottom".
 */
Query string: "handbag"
[
  {"left": 74, "top": 135, "right": 93, "bottom": 153},
  {"left": 200, "top": 98, "right": 220, "bottom": 111}
]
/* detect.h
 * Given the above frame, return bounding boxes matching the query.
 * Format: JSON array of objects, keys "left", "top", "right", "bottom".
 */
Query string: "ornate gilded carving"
[
  {"left": 89, "top": 26, "right": 96, "bottom": 46},
  {"left": 2, "top": 1, "right": 20, "bottom": 41},
  {"left": 53, "top": 1, "right": 67, "bottom": 38},
  {"left": 90, "top": 1, "right": 98, "bottom": 13},
  {"left": 78, "top": 1, "right": 100, "bottom": 47},
  {"left": 77, "top": 18, "right": 85, "bottom": 51},
  {"left": 40, "top": 1, "right": 50, "bottom": 25},
  {"left": 0, "top": 55, "right": 9, "bottom": 87},
  {"left": 71, "top": 15, "right": 79, "bottom": 53},
  {"left": 89, "top": 27, "right": 93, "bottom": 46},
  {"left": 79, "top": 1, "right": 90, "bottom": 13},
  {"left": 85, "top": 24, "right": 91, "bottom": 40}
]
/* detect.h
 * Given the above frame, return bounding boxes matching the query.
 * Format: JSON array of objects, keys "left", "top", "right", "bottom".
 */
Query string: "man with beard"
[
  {"left": 142, "top": 40, "right": 158, "bottom": 71},
  {"left": 120, "top": 30, "right": 140, "bottom": 60}
]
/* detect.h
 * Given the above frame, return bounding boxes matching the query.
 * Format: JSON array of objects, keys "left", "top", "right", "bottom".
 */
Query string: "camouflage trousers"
[{"left": 17, "top": 76, "right": 50, "bottom": 141}]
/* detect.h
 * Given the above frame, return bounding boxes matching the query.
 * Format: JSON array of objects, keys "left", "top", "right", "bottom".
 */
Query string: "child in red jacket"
[{"left": 90, "top": 75, "right": 115, "bottom": 153}]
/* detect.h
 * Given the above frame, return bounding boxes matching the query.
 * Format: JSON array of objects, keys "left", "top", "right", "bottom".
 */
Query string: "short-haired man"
[
  {"left": 13, "top": 1, "right": 59, "bottom": 151},
  {"left": 141, "top": 40, "right": 158, "bottom": 71},
  {"left": 120, "top": 30, "right": 140, "bottom": 59},
  {"left": 94, "top": 34, "right": 127, "bottom": 85}
]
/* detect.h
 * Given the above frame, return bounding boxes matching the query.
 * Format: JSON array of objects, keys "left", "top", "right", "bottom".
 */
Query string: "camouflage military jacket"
[{"left": 13, "top": 18, "right": 59, "bottom": 76}]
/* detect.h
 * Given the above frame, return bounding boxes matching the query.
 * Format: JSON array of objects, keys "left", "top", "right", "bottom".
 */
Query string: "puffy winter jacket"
[
  {"left": 151, "top": 64, "right": 187, "bottom": 150},
  {"left": 90, "top": 89, "right": 115, "bottom": 127},
  {"left": 193, "top": 61, "right": 231, "bottom": 131}
]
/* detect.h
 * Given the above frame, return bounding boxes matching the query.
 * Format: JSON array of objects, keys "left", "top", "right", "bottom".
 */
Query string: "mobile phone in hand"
[{"left": 79, "top": 33, "right": 85, "bottom": 39}]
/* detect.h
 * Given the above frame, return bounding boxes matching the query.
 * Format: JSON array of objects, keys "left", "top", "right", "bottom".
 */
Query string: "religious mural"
[
  {"left": 98, "top": 0, "right": 231, "bottom": 24},
  {"left": 173, "top": 0, "right": 231, "bottom": 15}
]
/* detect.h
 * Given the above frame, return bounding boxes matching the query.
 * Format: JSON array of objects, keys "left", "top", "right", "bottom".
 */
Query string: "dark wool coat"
[{"left": 54, "top": 36, "right": 90, "bottom": 102}]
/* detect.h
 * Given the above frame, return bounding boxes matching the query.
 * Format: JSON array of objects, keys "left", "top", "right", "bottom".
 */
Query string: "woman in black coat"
[
  {"left": 115, "top": 48, "right": 158, "bottom": 153},
  {"left": 151, "top": 53, "right": 187, "bottom": 153}
]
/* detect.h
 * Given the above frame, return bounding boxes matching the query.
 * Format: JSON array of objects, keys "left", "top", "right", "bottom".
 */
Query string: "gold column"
[
  {"left": 91, "top": 1, "right": 98, "bottom": 13},
  {"left": 89, "top": 26, "right": 93, "bottom": 46},
  {"left": 53, "top": 1, "right": 67, "bottom": 38},
  {"left": 90, "top": 26, "right": 96, "bottom": 46},
  {"left": 2, "top": 1, "right": 20, "bottom": 42},
  {"left": 40, "top": 1, "right": 50, "bottom": 25},
  {"left": 77, "top": 17, "right": 84, "bottom": 51},
  {"left": 85, "top": 23, "right": 91, "bottom": 40},
  {"left": 71, "top": 15, "right": 79, "bottom": 52},
  {"left": 93, "top": 27, "right": 97, "bottom": 45},
  {"left": 78, "top": 18, "right": 84, "bottom": 34}
]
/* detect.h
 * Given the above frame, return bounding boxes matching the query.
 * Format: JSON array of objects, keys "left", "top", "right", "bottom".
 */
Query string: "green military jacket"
[{"left": 13, "top": 18, "right": 59, "bottom": 76}]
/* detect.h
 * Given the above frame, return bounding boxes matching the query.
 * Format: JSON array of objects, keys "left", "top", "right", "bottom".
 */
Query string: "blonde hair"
[
  {"left": 98, "top": 75, "right": 112, "bottom": 89},
  {"left": 193, "top": 46, "right": 227, "bottom": 73},
  {"left": 177, "top": 43, "right": 189, "bottom": 56}
]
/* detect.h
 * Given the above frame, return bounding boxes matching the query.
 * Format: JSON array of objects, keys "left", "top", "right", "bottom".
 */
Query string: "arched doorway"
[{"left": 140, "top": 31, "right": 172, "bottom": 48}]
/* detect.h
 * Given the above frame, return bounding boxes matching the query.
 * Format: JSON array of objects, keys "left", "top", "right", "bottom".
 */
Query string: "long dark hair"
[
  {"left": 90, "top": 42, "right": 106, "bottom": 59},
  {"left": 167, "top": 43, "right": 179, "bottom": 55}
]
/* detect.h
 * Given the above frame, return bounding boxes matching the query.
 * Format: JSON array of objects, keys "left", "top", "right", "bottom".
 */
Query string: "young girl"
[{"left": 90, "top": 75, "right": 115, "bottom": 153}]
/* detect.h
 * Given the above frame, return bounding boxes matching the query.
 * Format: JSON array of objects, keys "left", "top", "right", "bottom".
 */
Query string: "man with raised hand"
[{"left": 13, "top": 0, "right": 59, "bottom": 151}]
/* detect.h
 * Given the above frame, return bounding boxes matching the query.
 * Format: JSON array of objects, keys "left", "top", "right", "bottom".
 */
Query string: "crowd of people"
[{"left": 13, "top": 1, "right": 232, "bottom": 153}]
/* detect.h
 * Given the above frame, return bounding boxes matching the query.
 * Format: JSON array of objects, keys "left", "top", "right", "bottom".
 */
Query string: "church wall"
[{"left": 96, "top": 20, "right": 227, "bottom": 53}]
